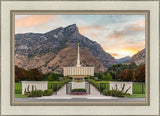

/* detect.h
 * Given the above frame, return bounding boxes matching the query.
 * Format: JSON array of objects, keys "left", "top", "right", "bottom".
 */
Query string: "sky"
[{"left": 15, "top": 15, "right": 145, "bottom": 59}]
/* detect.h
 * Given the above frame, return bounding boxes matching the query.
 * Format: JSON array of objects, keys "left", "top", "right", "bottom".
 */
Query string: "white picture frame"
[{"left": 1, "top": 0, "right": 159, "bottom": 115}]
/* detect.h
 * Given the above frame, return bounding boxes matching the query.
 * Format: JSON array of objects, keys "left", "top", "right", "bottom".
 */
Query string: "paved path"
[
  {"left": 56, "top": 82, "right": 102, "bottom": 96},
  {"left": 90, "top": 83, "right": 101, "bottom": 96},
  {"left": 56, "top": 84, "right": 66, "bottom": 96},
  {"left": 15, "top": 97, "right": 145, "bottom": 102}
]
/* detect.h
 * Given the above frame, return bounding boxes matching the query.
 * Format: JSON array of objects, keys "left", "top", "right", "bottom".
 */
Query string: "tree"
[
  {"left": 106, "top": 73, "right": 112, "bottom": 81},
  {"left": 118, "top": 69, "right": 134, "bottom": 81},
  {"left": 134, "top": 64, "right": 145, "bottom": 82},
  {"left": 47, "top": 72, "right": 60, "bottom": 81},
  {"left": 107, "top": 63, "right": 138, "bottom": 80},
  {"left": 29, "top": 68, "right": 44, "bottom": 81},
  {"left": 118, "top": 70, "right": 127, "bottom": 81},
  {"left": 125, "top": 69, "right": 134, "bottom": 81}
]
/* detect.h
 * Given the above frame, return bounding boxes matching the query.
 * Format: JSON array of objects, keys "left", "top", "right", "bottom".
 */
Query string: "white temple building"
[{"left": 63, "top": 43, "right": 94, "bottom": 81}]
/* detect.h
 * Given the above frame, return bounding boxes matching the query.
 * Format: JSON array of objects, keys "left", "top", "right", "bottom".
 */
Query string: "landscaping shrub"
[
  {"left": 57, "top": 79, "right": 71, "bottom": 90},
  {"left": 102, "top": 89, "right": 124, "bottom": 97},
  {"left": 36, "top": 90, "right": 43, "bottom": 97},
  {"left": 43, "top": 89, "right": 53, "bottom": 96},
  {"left": 125, "top": 93, "right": 131, "bottom": 95},
  {"left": 48, "top": 79, "right": 71, "bottom": 91},
  {"left": 28, "top": 90, "right": 43, "bottom": 97},
  {"left": 75, "top": 79, "right": 82, "bottom": 82},
  {"left": 71, "top": 88, "right": 86, "bottom": 93},
  {"left": 86, "top": 79, "right": 100, "bottom": 90}
]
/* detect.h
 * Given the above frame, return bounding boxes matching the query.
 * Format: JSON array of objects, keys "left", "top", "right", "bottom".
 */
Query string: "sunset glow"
[{"left": 105, "top": 48, "right": 143, "bottom": 59}]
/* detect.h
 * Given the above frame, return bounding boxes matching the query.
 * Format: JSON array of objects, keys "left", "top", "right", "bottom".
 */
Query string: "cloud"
[
  {"left": 15, "top": 15, "right": 56, "bottom": 28},
  {"left": 128, "top": 27, "right": 145, "bottom": 31},
  {"left": 14, "top": 15, "right": 145, "bottom": 58}
]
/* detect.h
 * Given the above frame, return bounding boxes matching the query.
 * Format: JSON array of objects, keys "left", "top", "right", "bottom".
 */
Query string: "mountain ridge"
[
  {"left": 127, "top": 48, "right": 145, "bottom": 65},
  {"left": 15, "top": 24, "right": 117, "bottom": 73}
]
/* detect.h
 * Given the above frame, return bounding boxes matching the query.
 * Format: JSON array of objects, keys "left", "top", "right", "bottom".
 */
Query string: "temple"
[{"left": 63, "top": 43, "right": 94, "bottom": 81}]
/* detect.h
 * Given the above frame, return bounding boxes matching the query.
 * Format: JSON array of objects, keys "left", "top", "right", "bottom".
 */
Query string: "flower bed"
[
  {"left": 70, "top": 92, "right": 87, "bottom": 95},
  {"left": 71, "top": 88, "right": 86, "bottom": 93}
]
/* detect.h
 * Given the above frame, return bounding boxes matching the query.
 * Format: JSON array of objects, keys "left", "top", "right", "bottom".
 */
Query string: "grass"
[
  {"left": 96, "top": 81, "right": 145, "bottom": 94},
  {"left": 133, "top": 83, "right": 145, "bottom": 94},
  {"left": 48, "top": 81, "right": 61, "bottom": 84},
  {"left": 15, "top": 82, "right": 22, "bottom": 94},
  {"left": 48, "top": 81, "right": 62, "bottom": 90},
  {"left": 96, "top": 81, "right": 110, "bottom": 91},
  {"left": 15, "top": 94, "right": 27, "bottom": 98},
  {"left": 125, "top": 94, "right": 145, "bottom": 98}
]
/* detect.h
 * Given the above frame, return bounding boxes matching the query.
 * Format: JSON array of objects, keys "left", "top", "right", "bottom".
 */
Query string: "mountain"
[
  {"left": 15, "top": 24, "right": 117, "bottom": 74},
  {"left": 128, "top": 48, "right": 145, "bottom": 65},
  {"left": 116, "top": 56, "right": 131, "bottom": 64}
]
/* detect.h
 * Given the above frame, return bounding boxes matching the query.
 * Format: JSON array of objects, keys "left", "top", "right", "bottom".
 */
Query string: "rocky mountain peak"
[
  {"left": 15, "top": 24, "right": 117, "bottom": 74},
  {"left": 64, "top": 24, "right": 79, "bottom": 34}
]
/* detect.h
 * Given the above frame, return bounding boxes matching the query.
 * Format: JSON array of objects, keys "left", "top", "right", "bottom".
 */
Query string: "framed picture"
[{"left": 0, "top": 0, "right": 159, "bottom": 115}]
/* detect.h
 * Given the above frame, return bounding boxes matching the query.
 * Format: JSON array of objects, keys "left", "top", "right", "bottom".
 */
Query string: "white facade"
[
  {"left": 22, "top": 81, "right": 48, "bottom": 94},
  {"left": 63, "top": 67, "right": 94, "bottom": 77},
  {"left": 71, "top": 82, "right": 86, "bottom": 89},
  {"left": 109, "top": 81, "right": 133, "bottom": 95}
]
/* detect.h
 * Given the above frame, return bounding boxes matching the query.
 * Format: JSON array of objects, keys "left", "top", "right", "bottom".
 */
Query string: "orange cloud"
[
  {"left": 78, "top": 25, "right": 104, "bottom": 34},
  {"left": 128, "top": 27, "right": 145, "bottom": 31},
  {"left": 111, "top": 53, "right": 119, "bottom": 57},
  {"left": 15, "top": 15, "right": 55, "bottom": 28},
  {"left": 104, "top": 41, "right": 145, "bottom": 58},
  {"left": 131, "top": 20, "right": 145, "bottom": 27}
]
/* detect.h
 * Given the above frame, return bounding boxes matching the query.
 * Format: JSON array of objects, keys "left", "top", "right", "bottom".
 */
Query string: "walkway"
[
  {"left": 90, "top": 83, "right": 101, "bottom": 96},
  {"left": 56, "top": 84, "right": 66, "bottom": 96},
  {"left": 15, "top": 97, "right": 145, "bottom": 102},
  {"left": 56, "top": 82, "right": 102, "bottom": 96}
]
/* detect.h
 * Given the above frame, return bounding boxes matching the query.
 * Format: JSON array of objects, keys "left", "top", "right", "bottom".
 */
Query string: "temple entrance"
[
  {"left": 72, "top": 78, "right": 84, "bottom": 82},
  {"left": 66, "top": 82, "right": 90, "bottom": 95}
]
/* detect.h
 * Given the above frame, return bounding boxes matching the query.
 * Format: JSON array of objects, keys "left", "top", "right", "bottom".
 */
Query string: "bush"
[
  {"left": 43, "top": 89, "right": 53, "bottom": 96},
  {"left": 71, "top": 89, "right": 86, "bottom": 93},
  {"left": 57, "top": 79, "right": 71, "bottom": 90},
  {"left": 86, "top": 79, "right": 100, "bottom": 90},
  {"left": 75, "top": 79, "right": 82, "bottom": 82},
  {"left": 29, "top": 90, "right": 43, "bottom": 97},
  {"left": 36, "top": 90, "right": 43, "bottom": 97},
  {"left": 102, "top": 89, "right": 124, "bottom": 97},
  {"left": 125, "top": 93, "right": 131, "bottom": 95}
]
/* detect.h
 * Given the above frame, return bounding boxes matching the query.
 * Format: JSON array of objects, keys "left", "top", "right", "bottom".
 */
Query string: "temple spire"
[{"left": 76, "top": 43, "right": 81, "bottom": 67}]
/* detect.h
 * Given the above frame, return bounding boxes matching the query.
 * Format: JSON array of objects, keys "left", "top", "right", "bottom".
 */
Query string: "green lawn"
[
  {"left": 48, "top": 81, "right": 61, "bottom": 84},
  {"left": 97, "top": 81, "right": 110, "bottom": 90},
  {"left": 124, "top": 94, "right": 145, "bottom": 98},
  {"left": 133, "top": 83, "right": 145, "bottom": 94},
  {"left": 95, "top": 81, "right": 145, "bottom": 94},
  {"left": 15, "top": 82, "right": 22, "bottom": 94},
  {"left": 15, "top": 94, "right": 27, "bottom": 98}
]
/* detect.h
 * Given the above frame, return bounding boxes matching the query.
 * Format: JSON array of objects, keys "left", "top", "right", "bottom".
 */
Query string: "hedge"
[
  {"left": 103, "top": 89, "right": 124, "bottom": 97},
  {"left": 71, "top": 89, "right": 86, "bottom": 93},
  {"left": 43, "top": 89, "right": 53, "bottom": 96},
  {"left": 28, "top": 90, "right": 43, "bottom": 97},
  {"left": 57, "top": 79, "right": 71, "bottom": 90},
  {"left": 86, "top": 79, "right": 100, "bottom": 90}
]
